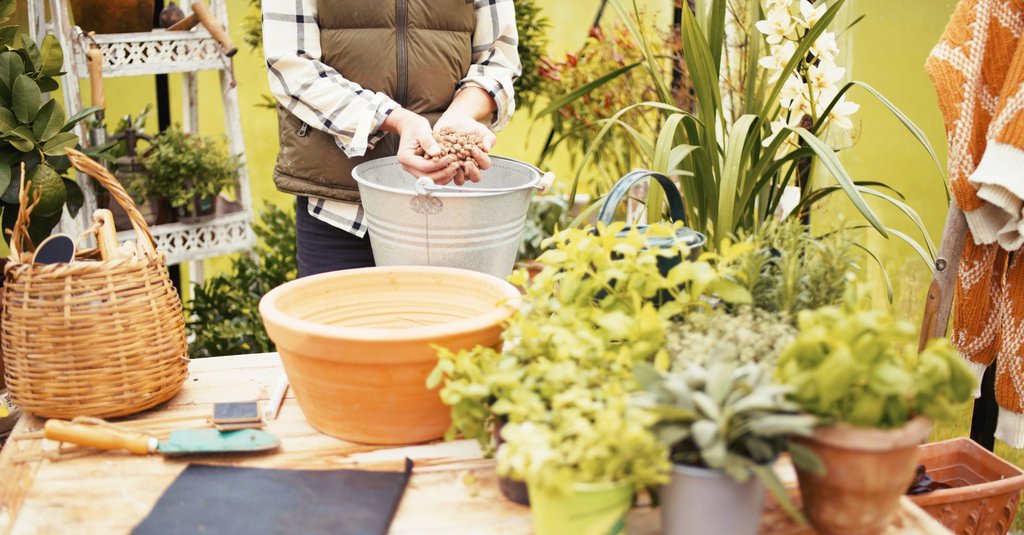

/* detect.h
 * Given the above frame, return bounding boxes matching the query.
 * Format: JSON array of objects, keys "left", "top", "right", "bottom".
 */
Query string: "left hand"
[{"left": 434, "top": 113, "right": 496, "bottom": 185}]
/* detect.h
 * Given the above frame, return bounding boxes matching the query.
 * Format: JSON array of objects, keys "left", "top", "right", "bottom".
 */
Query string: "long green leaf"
[
  {"left": 719, "top": 115, "right": 760, "bottom": 240},
  {"left": 751, "top": 464, "right": 807, "bottom": 525},
  {"left": 565, "top": 101, "right": 693, "bottom": 206},
  {"left": 680, "top": 4, "right": 723, "bottom": 181},
  {"left": 851, "top": 241, "right": 895, "bottom": 302},
  {"left": 848, "top": 224, "right": 935, "bottom": 269},
  {"left": 706, "top": 0, "right": 727, "bottom": 73},
  {"left": 535, "top": 61, "right": 644, "bottom": 118},
  {"left": 788, "top": 126, "right": 888, "bottom": 237},
  {"left": 855, "top": 185, "right": 937, "bottom": 259},
  {"left": 813, "top": 80, "right": 948, "bottom": 200}
]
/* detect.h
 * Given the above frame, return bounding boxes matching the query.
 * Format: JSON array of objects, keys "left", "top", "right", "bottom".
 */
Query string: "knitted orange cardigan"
[{"left": 928, "top": 0, "right": 1024, "bottom": 447}]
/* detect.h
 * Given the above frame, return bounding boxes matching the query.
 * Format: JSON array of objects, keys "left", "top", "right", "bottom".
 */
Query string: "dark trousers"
[{"left": 295, "top": 197, "right": 375, "bottom": 277}]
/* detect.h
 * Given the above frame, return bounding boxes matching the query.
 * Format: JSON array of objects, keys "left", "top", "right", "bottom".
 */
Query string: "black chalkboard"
[{"left": 133, "top": 460, "right": 413, "bottom": 535}]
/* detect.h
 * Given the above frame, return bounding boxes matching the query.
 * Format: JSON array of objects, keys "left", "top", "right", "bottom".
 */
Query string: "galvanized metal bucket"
[{"left": 352, "top": 156, "right": 543, "bottom": 278}]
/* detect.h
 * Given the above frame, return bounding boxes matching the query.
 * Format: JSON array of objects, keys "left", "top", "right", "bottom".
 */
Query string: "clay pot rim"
[
  {"left": 910, "top": 437, "right": 1024, "bottom": 506},
  {"left": 798, "top": 416, "right": 933, "bottom": 452},
  {"left": 260, "top": 266, "right": 522, "bottom": 342}
]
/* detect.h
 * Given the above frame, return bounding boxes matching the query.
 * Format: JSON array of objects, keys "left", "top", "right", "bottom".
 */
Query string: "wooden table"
[{"left": 0, "top": 354, "right": 951, "bottom": 535}]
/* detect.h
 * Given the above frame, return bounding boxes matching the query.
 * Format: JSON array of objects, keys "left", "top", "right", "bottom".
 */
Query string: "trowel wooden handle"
[
  {"left": 94, "top": 209, "right": 120, "bottom": 260},
  {"left": 44, "top": 420, "right": 154, "bottom": 455},
  {"left": 85, "top": 47, "right": 104, "bottom": 111},
  {"left": 191, "top": 2, "right": 237, "bottom": 57}
]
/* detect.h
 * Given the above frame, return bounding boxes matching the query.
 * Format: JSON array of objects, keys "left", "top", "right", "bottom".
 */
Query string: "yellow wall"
[{"left": 80, "top": 0, "right": 954, "bottom": 317}]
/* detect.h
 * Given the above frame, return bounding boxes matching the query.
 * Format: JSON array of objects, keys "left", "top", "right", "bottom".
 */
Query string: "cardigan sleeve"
[{"left": 967, "top": 37, "right": 1024, "bottom": 250}]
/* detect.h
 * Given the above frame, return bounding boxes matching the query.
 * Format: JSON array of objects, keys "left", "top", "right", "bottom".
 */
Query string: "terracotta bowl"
[{"left": 260, "top": 266, "right": 521, "bottom": 445}]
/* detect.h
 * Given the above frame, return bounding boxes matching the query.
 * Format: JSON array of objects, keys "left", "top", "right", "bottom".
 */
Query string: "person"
[{"left": 263, "top": 0, "right": 521, "bottom": 277}]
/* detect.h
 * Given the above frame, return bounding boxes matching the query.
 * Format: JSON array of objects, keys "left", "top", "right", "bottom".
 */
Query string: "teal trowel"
[{"left": 44, "top": 419, "right": 280, "bottom": 457}]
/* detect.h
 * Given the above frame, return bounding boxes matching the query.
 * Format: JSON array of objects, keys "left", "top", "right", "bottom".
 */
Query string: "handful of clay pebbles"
[{"left": 414, "top": 128, "right": 487, "bottom": 176}]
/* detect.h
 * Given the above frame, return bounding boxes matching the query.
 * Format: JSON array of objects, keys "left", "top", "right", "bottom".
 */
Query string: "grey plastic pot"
[{"left": 660, "top": 464, "right": 765, "bottom": 535}]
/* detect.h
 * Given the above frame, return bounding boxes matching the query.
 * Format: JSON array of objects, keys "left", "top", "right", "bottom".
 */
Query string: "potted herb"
[
  {"left": 775, "top": 298, "right": 976, "bottom": 534},
  {"left": 139, "top": 125, "right": 239, "bottom": 223},
  {"left": 430, "top": 223, "right": 752, "bottom": 505},
  {"left": 665, "top": 306, "right": 797, "bottom": 370},
  {"left": 496, "top": 380, "right": 669, "bottom": 535},
  {"left": 634, "top": 361, "right": 818, "bottom": 535}
]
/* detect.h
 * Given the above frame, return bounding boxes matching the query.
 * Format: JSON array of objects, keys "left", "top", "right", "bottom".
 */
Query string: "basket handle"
[{"left": 66, "top": 148, "right": 157, "bottom": 256}]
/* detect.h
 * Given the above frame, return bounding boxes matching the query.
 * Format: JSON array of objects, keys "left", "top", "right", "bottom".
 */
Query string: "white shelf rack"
[{"left": 29, "top": 0, "right": 256, "bottom": 275}]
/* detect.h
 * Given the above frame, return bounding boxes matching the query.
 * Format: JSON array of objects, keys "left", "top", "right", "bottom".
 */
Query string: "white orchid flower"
[
  {"left": 811, "top": 31, "right": 839, "bottom": 59},
  {"left": 825, "top": 95, "right": 860, "bottom": 131},
  {"left": 758, "top": 40, "right": 798, "bottom": 71},
  {"left": 800, "top": 0, "right": 828, "bottom": 28},
  {"left": 779, "top": 74, "right": 806, "bottom": 110},
  {"left": 756, "top": 8, "right": 795, "bottom": 45},
  {"left": 807, "top": 58, "right": 845, "bottom": 93}
]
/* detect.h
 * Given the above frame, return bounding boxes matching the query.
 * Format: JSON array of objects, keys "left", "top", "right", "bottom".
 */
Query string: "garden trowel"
[{"left": 43, "top": 419, "right": 280, "bottom": 457}]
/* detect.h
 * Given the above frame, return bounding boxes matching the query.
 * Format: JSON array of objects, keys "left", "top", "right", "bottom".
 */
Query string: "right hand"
[{"left": 383, "top": 108, "right": 459, "bottom": 184}]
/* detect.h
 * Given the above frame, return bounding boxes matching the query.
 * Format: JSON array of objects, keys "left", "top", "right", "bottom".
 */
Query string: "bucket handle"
[{"left": 596, "top": 170, "right": 689, "bottom": 227}]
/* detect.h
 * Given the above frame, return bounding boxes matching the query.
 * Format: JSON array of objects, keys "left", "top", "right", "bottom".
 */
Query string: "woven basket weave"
[{"left": 2, "top": 150, "right": 189, "bottom": 419}]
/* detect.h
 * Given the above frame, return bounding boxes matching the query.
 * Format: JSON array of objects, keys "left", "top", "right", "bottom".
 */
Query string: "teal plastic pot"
[{"left": 528, "top": 481, "right": 634, "bottom": 535}]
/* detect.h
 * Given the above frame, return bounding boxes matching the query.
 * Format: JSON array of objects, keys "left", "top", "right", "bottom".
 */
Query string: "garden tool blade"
[{"left": 157, "top": 428, "right": 280, "bottom": 456}]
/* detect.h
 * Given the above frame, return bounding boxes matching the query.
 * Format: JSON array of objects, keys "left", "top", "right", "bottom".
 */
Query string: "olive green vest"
[{"left": 273, "top": 0, "right": 476, "bottom": 202}]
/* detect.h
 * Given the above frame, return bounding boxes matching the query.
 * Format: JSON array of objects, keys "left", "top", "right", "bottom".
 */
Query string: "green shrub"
[
  {"left": 139, "top": 125, "right": 239, "bottom": 208},
  {"left": 187, "top": 204, "right": 296, "bottom": 358}
]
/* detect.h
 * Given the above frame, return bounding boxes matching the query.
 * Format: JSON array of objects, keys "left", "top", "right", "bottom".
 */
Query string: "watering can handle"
[{"left": 596, "top": 170, "right": 689, "bottom": 226}]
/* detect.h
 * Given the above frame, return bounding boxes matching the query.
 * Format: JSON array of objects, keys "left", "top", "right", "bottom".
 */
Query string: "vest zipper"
[
  {"left": 396, "top": 0, "right": 409, "bottom": 106},
  {"left": 298, "top": 123, "right": 309, "bottom": 137}
]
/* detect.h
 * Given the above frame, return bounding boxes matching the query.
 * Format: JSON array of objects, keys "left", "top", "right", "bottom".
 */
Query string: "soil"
[{"left": 416, "top": 128, "right": 486, "bottom": 176}]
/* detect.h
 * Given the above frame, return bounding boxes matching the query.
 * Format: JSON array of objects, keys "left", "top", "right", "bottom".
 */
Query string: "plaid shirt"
[{"left": 263, "top": 0, "right": 521, "bottom": 237}]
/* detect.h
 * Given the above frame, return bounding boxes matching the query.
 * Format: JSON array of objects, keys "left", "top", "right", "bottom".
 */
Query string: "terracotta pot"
[
  {"left": 910, "top": 437, "right": 1024, "bottom": 535},
  {"left": 260, "top": 266, "right": 521, "bottom": 445},
  {"left": 794, "top": 417, "right": 933, "bottom": 535},
  {"left": 69, "top": 0, "right": 155, "bottom": 34}
]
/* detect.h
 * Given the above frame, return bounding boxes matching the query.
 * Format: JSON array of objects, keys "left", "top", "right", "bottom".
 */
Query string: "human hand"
[
  {"left": 383, "top": 108, "right": 459, "bottom": 184},
  {"left": 433, "top": 113, "right": 496, "bottom": 185}
]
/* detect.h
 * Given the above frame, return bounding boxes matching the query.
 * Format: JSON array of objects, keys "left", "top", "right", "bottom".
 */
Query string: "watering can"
[{"left": 596, "top": 170, "right": 706, "bottom": 275}]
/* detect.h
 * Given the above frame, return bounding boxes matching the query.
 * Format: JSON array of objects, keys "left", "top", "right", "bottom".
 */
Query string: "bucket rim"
[{"left": 352, "top": 156, "right": 543, "bottom": 198}]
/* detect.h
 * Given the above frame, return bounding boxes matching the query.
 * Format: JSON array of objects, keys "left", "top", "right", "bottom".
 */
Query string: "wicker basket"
[{"left": 2, "top": 150, "right": 189, "bottom": 419}]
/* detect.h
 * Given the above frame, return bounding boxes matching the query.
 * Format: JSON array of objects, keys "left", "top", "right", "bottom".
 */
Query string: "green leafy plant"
[
  {"left": 138, "top": 125, "right": 239, "bottom": 209},
  {"left": 543, "top": 0, "right": 942, "bottom": 261},
  {"left": 518, "top": 193, "right": 568, "bottom": 262},
  {"left": 429, "top": 222, "right": 752, "bottom": 464},
  {"left": 496, "top": 381, "right": 671, "bottom": 495},
  {"left": 775, "top": 294, "right": 976, "bottom": 429},
  {"left": 633, "top": 361, "right": 819, "bottom": 519},
  {"left": 538, "top": 13, "right": 673, "bottom": 191},
  {"left": 666, "top": 306, "right": 796, "bottom": 370},
  {"left": 724, "top": 218, "right": 858, "bottom": 314},
  {"left": 512, "top": 0, "right": 549, "bottom": 113},
  {"left": 188, "top": 204, "right": 297, "bottom": 358},
  {"left": 0, "top": 0, "right": 97, "bottom": 245}
]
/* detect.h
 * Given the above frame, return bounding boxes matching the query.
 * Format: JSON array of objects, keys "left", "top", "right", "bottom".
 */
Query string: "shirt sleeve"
[
  {"left": 458, "top": 0, "right": 522, "bottom": 132},
  {"left": 262, "top": 0, "right": 398, "bottom": 158}
]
